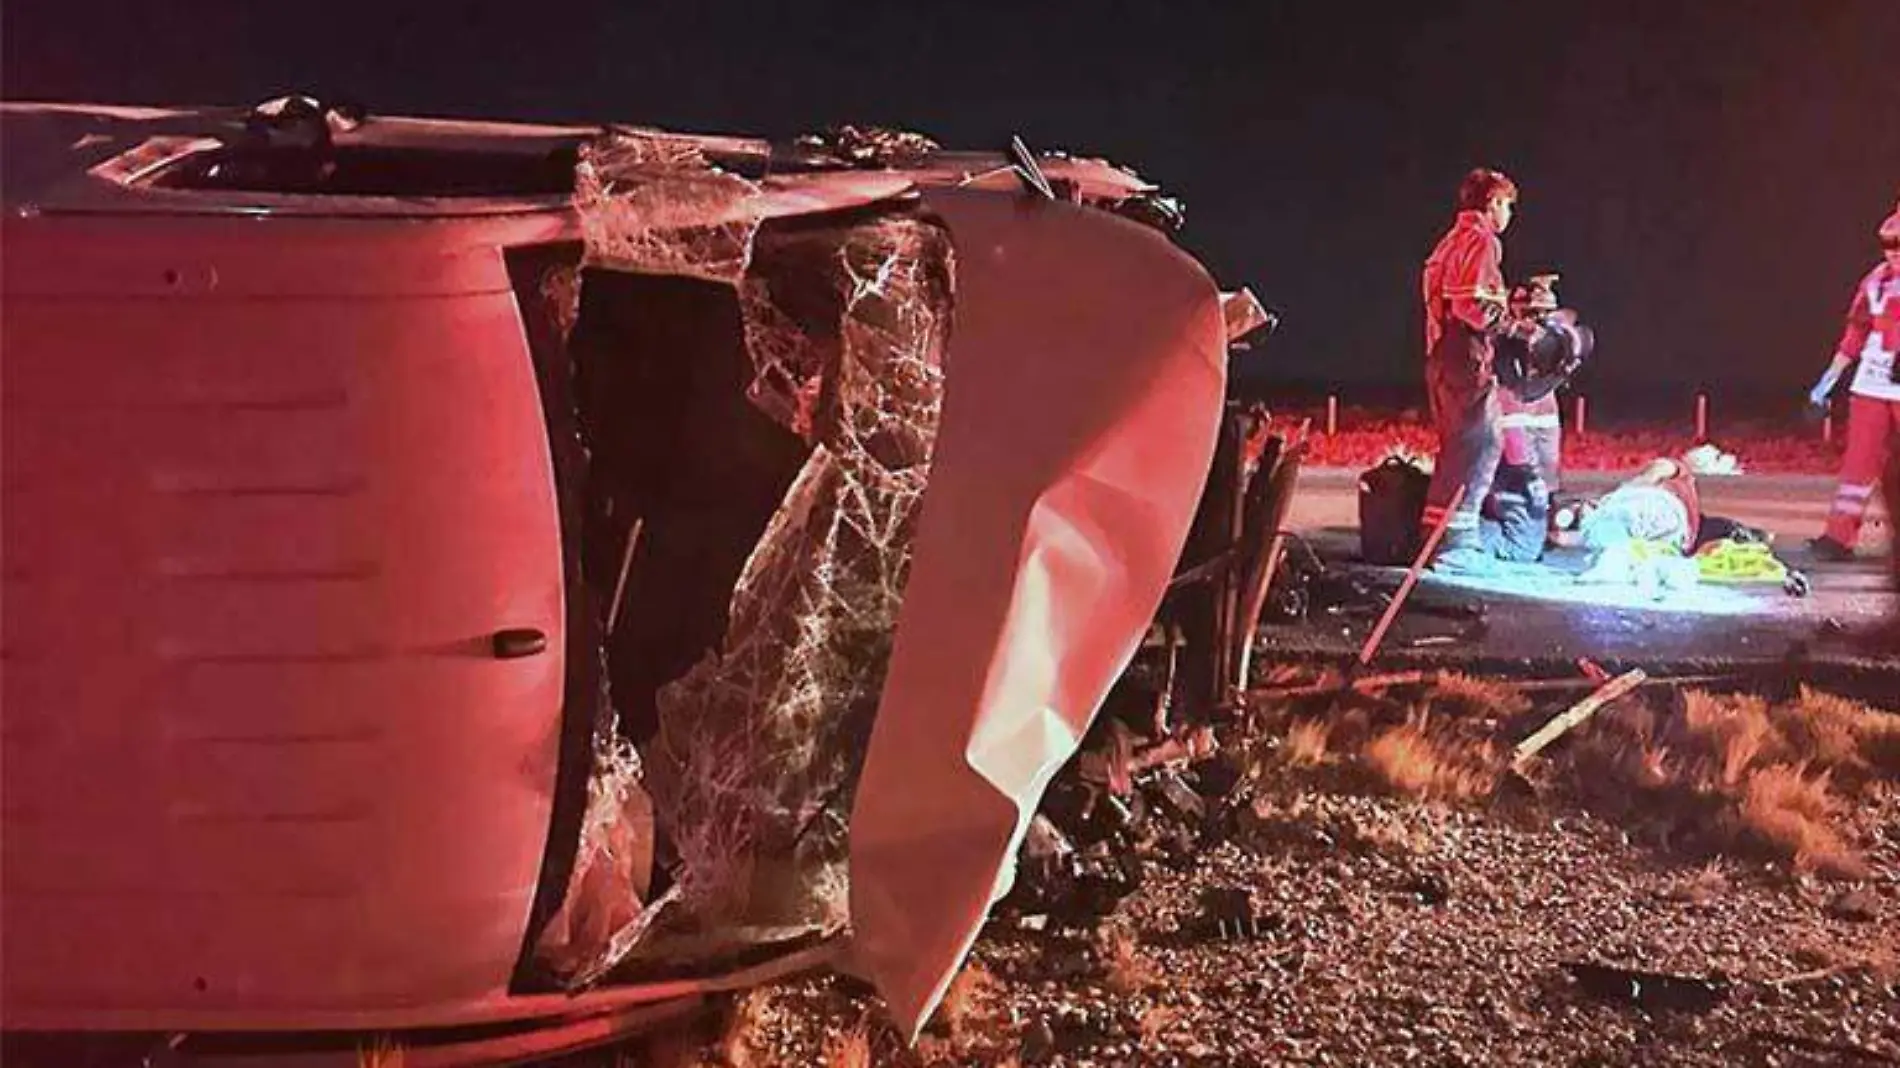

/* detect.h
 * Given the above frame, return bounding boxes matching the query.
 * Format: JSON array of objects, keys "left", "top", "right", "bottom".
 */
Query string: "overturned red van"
[{"left": 2, "top": 98, "right": 1235, "bottom": 1063}]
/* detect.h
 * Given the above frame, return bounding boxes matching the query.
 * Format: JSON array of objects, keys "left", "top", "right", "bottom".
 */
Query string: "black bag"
[{"left": 1358, "top": 456, "right": 1431, "bottom": 565}]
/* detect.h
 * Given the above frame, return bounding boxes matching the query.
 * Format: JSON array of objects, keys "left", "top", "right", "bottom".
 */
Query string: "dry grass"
[
  {"left": 936, "top": 960, "right": 995, "bottom": 1041},
  {"left": 1138, "top": 1005, "right": 1181, "bottom": 1048},
  {"left": 357, "top": 1038, "right": 403, "bottom": 1068},
  {"left": 819, "top": 1022, "right": 873, "bottom": 1068},
  {"left": 1096, "top": 926, "right": 1158, "bottom": 996},
  {"left": 1284, "top": 719, "right": 1332, "bottom": 767},
  {"left": 1780, "top": 937, "right": 1900, "bottom": 985},
  {"left": 1565, "top": 686, "right": 1900, "bottom": 878},
  {"left": 1425, "top": 671, "right": 1531, "bottom": 719},
  {"left": 1342, "top": 811, "right": 1434, "bottom": 858},
  {"left": 1361, "top": 712, "right": 1502, "bottom": 801},
  {"left": 1778, "top": 686, "right": 1900, "bottom": 778},
  {"left": 1736, "top": 765, "right": 1870, "bottom": 880},
  {"left": 1249, "top": 664, "right": 1898, "bottom": 880},
  {"left": 1678, "top": 691, "right": 1785, "bottom": 788},
  {"left": 1658, "top": 861, "right": 1730, "bottom": 906},
  {"left": 1255, "top": 662, "right": 1312, "bottom": 689}
]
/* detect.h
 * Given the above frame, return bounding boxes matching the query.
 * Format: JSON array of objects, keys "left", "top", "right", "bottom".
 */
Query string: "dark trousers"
[
  {"left": 1423, "top": 328, "right": 1502, "bottom": 551},
  {"left": 1482, "top": 462, "right": 1550, "bottom": 561}
]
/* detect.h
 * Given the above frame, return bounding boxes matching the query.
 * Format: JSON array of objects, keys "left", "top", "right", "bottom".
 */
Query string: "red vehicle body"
[
  {"left": 1, "top": 100, "right": 1234, "bottom": 1062},
  {"left": 3, "top": 107, "right": 621, "bottom": 1037}
]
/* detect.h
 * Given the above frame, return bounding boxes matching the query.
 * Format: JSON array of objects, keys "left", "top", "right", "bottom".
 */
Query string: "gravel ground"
[{"left": 604, "top": 679, "right": 1900, "bottom": 1068}]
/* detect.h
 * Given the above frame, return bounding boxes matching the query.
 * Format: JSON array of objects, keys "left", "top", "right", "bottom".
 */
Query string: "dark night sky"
[{"left": 6, "top": 1, "right": 1897, "bottom": 406}]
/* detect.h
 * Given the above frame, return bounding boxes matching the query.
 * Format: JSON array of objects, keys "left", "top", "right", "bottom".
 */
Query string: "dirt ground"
[{"left": 594, "top": 668, "right": 1900, "bottom": 1068}]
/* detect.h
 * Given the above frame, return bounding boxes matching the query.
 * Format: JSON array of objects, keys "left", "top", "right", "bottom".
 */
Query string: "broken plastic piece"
[
  {"left": 1195, "top": 886, "right": 1273, "bottom": 941},
  {"left": 1115, "top": 193, "right": 1187, "bottom": 233},
  {"left": 1148, "top": 771, "right": 1207, "bottom": 824},
  {"left": 1563, "top": 962, "right": 1730, "bottom": 1014},
  {"left": 1220, "top": 289, "right": 1275, "bottom": 344}
]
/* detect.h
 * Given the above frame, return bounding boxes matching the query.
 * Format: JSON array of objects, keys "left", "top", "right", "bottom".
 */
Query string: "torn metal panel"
[
  {"left": 1220, "top": 288, "right": 1274, "bottom": 343},
  {"left": 848, "top": 188, "right": 1229, "bottom": 1037},
  {"left": 941, "top": 152, "right": 1157, "bottom": 204},
  {"left": 750, "top": 171, "right": 921, "bottom": 226},
  {"left": 635, "top": 212, "right": 955, "bottom": 959},
  {"left": 1232, "top": 424, "right": 1310, "bottom": 690}
]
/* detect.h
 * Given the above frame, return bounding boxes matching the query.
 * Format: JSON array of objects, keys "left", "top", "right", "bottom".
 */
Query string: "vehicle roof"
[{"left": 1, "top": 100, "right": 1157, "bottom": 221}]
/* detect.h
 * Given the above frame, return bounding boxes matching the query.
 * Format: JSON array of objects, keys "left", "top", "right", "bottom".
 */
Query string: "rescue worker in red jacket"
[
  {"left": 1419, "top": 168, "right": 1543, "bottom": 572},
  {"left": 1809, "top": 202, "right": 1900, "bottom": 565},
  {"left": 1499, "top": 276, "right": 1565, "bottom": 492},
  {"left": 1482, "top": 277, "right": 1567, "bottom": 561}
]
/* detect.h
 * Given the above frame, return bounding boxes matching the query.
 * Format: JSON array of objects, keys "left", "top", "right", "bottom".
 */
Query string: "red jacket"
[
  {"left": 1421, "top": 209, "right": 1508, "bottom": 357},
  {"left": 1837, "top": 261, "right": 1900, "bottom": 400}
]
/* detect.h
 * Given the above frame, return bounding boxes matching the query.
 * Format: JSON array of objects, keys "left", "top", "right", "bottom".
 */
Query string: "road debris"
[
  {"left": 1512, "top": 668, "right": 1649, "bottom": 768},
  {"left": 1192, "top": 885, "right": 1277, "bottom": 941},
  {"left": 1562, "top": 961, "right": 1732, "bottom": 1014},
  {"left": 1358, "top": 485, "right": 1466, "bottom": 665},
  {"left": 623, "top": 652, "right": 1900, "bottom": 1065}
]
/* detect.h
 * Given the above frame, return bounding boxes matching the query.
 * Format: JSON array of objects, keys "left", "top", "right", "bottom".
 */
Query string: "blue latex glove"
[{"left": 1809, "top": 364, "right": 1843, "bottom": 407}]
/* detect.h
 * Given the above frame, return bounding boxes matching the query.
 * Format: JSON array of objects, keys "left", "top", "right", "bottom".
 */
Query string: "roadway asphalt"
[{"left": 1265, "top": 468, "right": 1900, "bottom": 689}]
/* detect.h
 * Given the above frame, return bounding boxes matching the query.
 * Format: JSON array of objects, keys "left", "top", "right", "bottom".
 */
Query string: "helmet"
[
  {"left": 1524, "top": 316, "right": 1594, "bottom": 377},
  {"left": 1509, "top": 274, "right": 1561, "bottom": 316}
]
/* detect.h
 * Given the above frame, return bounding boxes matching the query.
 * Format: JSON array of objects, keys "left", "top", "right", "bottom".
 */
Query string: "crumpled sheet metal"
[
  {"left": 946, "top": 153, "right": 1156, "bottom": 204},
  {"left": 847, "top": 187, "right": 1229, "bottom": 1036},
  {"left": 1221, "top": 287, "right": 1274, "bottom": 343},
  {"left": 574, "top": 130, "right": 765, "bottom": 284},
  {"left": 638, "top": 213, "right": 954, "bottom": 955}
]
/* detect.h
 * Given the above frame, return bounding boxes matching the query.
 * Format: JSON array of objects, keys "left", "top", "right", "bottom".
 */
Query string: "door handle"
[{"left": 491, "top": 628, "right": 548, "bottom": 659}]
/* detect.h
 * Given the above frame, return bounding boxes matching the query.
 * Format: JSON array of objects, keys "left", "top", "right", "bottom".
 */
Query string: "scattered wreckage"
[{"left": 0, "top": 96, "right": 1279, "bottom": 1062}]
